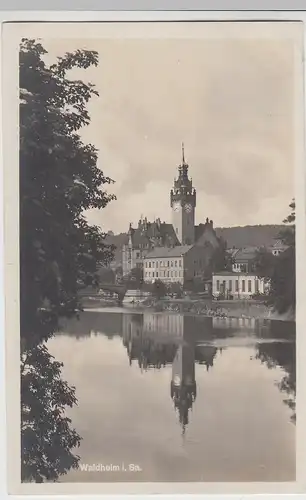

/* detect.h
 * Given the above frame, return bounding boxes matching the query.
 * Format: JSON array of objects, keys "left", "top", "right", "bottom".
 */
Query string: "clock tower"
[{"left": 170, "top": 144, "right": 196, "bottom": 245}]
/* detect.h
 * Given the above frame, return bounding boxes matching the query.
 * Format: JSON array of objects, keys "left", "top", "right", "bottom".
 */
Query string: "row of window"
[
  {"left": 216, "top": 279, "right": 259, "bottom": 294},
  {"left": 145, "top": 270, "right": 183, "bottom": 278},
  {"left": 145, "top": 259, "right": 182, "bottom": 269},
  {"left": 232, "top": 263, "right": 247, "bottom": 272}
]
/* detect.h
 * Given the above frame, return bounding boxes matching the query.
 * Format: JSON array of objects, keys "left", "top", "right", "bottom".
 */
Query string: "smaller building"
[
  {"left": 231, "top": 247, "right": 258, "bottom": 273},
  {"left": 212, "top": 271, "right": 267, "bottom": 300},
  {"left": 122, "top": 217, "right": 179, "bottom": 276},
  {"left": 143, "top": 244, "right": 213, "bottom": 285},
  {"left": 268, "top": 239, "right": 289, "bottom": 256}
]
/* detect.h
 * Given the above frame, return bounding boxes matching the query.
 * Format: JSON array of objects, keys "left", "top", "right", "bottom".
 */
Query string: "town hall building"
[{"left": 122, "top": 145, "right": 222, "bottom": 282}]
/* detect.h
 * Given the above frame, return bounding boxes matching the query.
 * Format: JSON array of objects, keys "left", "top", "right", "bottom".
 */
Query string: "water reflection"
[
  {"left": 53, "top": 310, "right": 296, "bottom": 482},
  {"left": 254, "top": 320, "right": 296, "bottom": 423},
  {"left": 60, "top": 311, "right": 296, "bottom": 432},
  {"left": 171, "top": 341, "right": 197, "bottom": 434}
]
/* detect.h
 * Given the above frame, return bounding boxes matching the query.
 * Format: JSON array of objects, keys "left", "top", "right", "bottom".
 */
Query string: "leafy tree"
[
  {"left": 20, "top": 39, "right": 115, "bottom": 481},
  {"left": 123, "top": 266, "right": 144, "bottom": 288},
  {"left": 167, "top": 281, "right": 183, "bottom": 298},
  {"left": 152, "top": 279, "right": 167, "bottom": 299},
  {"left": 204, "top": 237, "right": 232, "bottom": 277},
  {"left": 96, "top": 266, "right": 116, "bottom": 284},
  {"left": 253, "top": 200, "right": 295, "bottom": 316}
]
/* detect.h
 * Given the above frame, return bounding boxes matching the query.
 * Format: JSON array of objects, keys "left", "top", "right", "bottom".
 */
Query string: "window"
[
  {"left": 175, "top": 271, "right": 177, "bottom": 277},
  {"left": 179, "top": 260, "right": 182, "bottom": 267},
  {"left": 255, "top": 280, "right": 259, "bottom": 293},
  {"left": 156, "top": 261, "right": 158, "bottom": 268},
  {"left": 242, "top": 280, "right": 245, "bottom": 292},
  {"left": 229, "top": 280, "right": 232, "bottom": 292},
  {"left": 167, "top": 261, "right": 170, "bottom": 267},
  {"left": 167, "top": 271, "right": 170, "bottom": 277},
  {"left": 216, "top": 280, "right": 220, "bottom": 291},
  {"left": 136, "top": 252, "right": 140, "bottom": 258},
  {"left": 223, "top": 280, "right": 226, "bottom": 291},
  {"left": 156, "top": 272, "right": 159, "bottom": 278},
  {"left": 235, "top": 280, "right": 238, "bottom": 292},
  {"left": 152, "top": 272, "right": 155, "bottom": 278},
  {"left": 160, "top": 261, "right": 162, "bottom": 267},
  {"left": 248, "top": 280, "right": 252, "bottom": 293},
  {"left": 171, "top": 261, "right": 173, "bottom": 267},
  {"left": 175, "top": 260, "right": 177, "bottom": 267},
  {"left": 149, "top": 262, "right": 151, "bottom": 268}
]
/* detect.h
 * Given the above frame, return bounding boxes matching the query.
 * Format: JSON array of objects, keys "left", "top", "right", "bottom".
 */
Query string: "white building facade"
[
  {"left": 143, "top": 244, "right": 215, "bottom": 285},
  {"left": 212, "top": 271, "right": 267, "bottom": 300}
]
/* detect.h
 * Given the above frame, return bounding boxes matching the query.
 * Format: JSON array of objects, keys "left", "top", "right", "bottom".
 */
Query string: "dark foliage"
[
  {"left": 255, "top": 339, "right": 296, "bottom": 423},
  {"left": 210, "top": 237, "right": 233, "bottom": 274},
  {"left": 20, "top": 38, "right": 115, "bottom": 481},
  {"left": 151, "top": 280, "right": 168, "bottom": 299},
  {"left": 253, "top": 200, "right": 295, "bottom": 316},
  {"left": 122, "top": 266, "right": 144, "bottom": 288}
]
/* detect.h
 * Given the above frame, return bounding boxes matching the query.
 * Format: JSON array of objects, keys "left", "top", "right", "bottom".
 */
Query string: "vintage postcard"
[{"left": 2, "top": 18, "right": 306, "bottom": 495}]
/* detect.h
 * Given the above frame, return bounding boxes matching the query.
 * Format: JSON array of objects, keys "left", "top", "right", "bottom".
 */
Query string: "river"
[{"left": 48, "top": 307, "right": 296, "bottom": 483}]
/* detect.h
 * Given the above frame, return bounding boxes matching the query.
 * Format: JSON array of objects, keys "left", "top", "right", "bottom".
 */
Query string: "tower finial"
[{"left": 182, "top": 142, "right": 185, "bottom": 164}]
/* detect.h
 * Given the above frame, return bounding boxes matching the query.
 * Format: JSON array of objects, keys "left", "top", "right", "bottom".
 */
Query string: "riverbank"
[
  {"left": 81, "top": 295, "right": 295, "bottom": 321},
  {"left": 140, "top": 297, "right": 273, "bottom": 319}
]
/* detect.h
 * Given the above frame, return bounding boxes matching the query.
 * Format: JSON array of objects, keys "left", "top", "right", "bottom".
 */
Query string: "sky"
[{"left": 42, "top": 26, "right": 297, "bottom": 234}]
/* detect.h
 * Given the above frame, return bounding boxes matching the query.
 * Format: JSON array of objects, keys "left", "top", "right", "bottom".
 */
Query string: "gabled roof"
[
  {"left": 233, "top": 247, "right": 259, "bottom": 262},
  {"left": 144, "top": 245, "right": 193, "bottom": 259},
  {"left": 195, "top": 221, "right": 220, "bottom": 249},
  {"left": 129, "top": 221, "right": 179, "bottom": 248},
  {"left": 270, "top": 239, "right": 289, "bottom": 250},
  {"left": 227, "top": 248, "right": 240, "bottom": 258}
]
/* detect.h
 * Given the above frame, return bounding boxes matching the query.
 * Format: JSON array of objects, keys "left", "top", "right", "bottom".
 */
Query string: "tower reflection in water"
[{"left": 122, "top": 312, "right": 218, "bottom": 433}]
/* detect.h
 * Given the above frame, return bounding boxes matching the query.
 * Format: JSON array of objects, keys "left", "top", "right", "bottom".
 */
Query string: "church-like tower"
[
  {"left": 170, "top": 340, "right": 197, "bottom": 435},
  {"left": 170, "top": 144, "right": 196, "bottom": 245}
]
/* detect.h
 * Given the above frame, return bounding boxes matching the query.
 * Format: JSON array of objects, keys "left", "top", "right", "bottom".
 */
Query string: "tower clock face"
[
  {"left": 184, "top": 203, "right": 192, "bottom": 213},
  {"left": 173, "top": 202, "right": 181, "bottom": 212}
]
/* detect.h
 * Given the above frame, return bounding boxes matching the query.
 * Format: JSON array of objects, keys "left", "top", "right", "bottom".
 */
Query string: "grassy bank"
[
  {"left": 138, "top": 297, "right": 272, "bottom": 319},
  {"left": 80, "top": 294, "right": 294, "bottom": 321}
]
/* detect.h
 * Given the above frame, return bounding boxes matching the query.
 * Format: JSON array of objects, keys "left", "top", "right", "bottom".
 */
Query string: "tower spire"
[{"left": 182, "top": 142, "right": 185, "bottom": 165}]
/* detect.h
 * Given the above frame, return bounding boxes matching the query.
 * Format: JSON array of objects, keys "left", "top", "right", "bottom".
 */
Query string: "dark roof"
[
  {"left": 233, "top": 247, "right": 258, "bottom": 262},
  {"left": 144, "top": 245, "right": 193, "bottom": 259},
  {"left": 195, "top": 221, "right": 220, "bottom": 248},
  {"left": 195, "top": 222, "right": 213, "bottom": 241},
  {"left": 130, "top": 221, "right": 179, "bottom": 248},
  {"left": 269, "top": 240, "right": 289, "bottom": 250}
]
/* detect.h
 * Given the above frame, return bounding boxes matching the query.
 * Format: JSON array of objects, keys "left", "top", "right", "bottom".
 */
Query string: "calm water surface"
[{"left": 48, "top": 308, "right": 296, "bottom": 483}]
